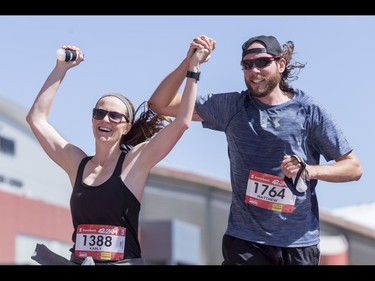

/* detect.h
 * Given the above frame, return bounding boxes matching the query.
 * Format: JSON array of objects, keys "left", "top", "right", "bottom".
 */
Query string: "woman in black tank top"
[{"left": 27, "top": 44, "right": 213, "bottom": 265}]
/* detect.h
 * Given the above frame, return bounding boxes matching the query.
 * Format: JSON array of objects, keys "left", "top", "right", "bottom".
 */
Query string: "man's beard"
[{"left": 246, "top": 71, "right": 281, "bottom": 98}]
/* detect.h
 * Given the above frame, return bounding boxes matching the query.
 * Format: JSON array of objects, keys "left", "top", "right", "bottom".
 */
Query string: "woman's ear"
[{"left": 123, "top": 123, "right": 132, "bottom": 135}]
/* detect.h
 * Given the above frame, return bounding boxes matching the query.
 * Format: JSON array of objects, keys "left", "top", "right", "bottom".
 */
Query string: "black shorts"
[{"left": 222, "top": 234, "right": 320, "bottom": 265}]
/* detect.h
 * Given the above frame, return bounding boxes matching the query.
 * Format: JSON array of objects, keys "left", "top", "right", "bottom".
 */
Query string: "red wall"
[
  {"left": 0, "top": 190, "right": 72, "bottom": 264},
  {"left": 320, "top": 251, "right": 349, "bottom": 265}
]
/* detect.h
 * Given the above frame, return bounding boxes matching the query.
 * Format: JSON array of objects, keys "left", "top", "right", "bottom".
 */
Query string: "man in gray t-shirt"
[{"left": 149, "top": 34, "right": 362, "bottom": 265}]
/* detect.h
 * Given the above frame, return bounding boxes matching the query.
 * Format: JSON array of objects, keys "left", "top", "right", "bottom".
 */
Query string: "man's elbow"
[
  {"left": 342, "top": 151, "right": 363, "bottom": 181},
  {"left": 349, "top": 156, "right": 363, "bottom": 181},
  {"left": 352, "top": 165, "right": 363, "bottom": 181}
]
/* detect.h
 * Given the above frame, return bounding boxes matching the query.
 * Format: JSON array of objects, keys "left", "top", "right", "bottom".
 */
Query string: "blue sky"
[{"left": 0, "top": 15, "right": 373, "bottom": 211}]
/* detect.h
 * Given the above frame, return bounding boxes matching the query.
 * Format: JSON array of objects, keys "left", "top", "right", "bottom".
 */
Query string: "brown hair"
[
  {"left": 279, "top": 41, "right": 306, "bottom": 92},
  {"left": 120, "top": 101, "right": 171, "bottom": 152}
]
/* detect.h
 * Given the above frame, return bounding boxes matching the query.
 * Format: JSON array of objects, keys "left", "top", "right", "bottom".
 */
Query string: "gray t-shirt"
[{"left": 195, "top": 88, "right": 352, "bottom": 247}]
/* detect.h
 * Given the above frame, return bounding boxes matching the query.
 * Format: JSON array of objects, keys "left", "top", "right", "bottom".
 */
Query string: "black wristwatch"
[{"left": 186, "top": 70, "right": 200, "bottom": 82}]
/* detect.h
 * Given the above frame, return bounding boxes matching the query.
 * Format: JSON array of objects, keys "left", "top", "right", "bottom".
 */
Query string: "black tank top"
[{"left": 70, "top": 152, "right": 141, "bottom": 262}]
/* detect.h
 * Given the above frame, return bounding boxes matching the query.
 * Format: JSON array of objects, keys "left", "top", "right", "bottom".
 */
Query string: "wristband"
[{"left": 186, "top": 71, "right": 200, "bottom": 82}]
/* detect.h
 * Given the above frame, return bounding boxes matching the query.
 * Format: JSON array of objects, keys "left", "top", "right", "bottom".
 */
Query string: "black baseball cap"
[{"left": 242, "top": 35, "right": 282, "bottom": 59}]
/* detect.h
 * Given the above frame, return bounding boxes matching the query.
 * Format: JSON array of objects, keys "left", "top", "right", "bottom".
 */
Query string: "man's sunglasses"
[
  {"left": 241, "top": 56, "right": 280, "bottom": 70},
  {"left": 92, "top": 108, "right": 129, "bottom": 123}
]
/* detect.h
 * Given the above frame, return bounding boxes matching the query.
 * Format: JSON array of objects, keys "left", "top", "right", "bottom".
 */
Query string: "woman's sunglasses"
[
  {"left": 241, "top": 56, "right": 279, "bottom": 70},
  {"left": 92, "top": 108, "right": 129, "bottom": 123}
]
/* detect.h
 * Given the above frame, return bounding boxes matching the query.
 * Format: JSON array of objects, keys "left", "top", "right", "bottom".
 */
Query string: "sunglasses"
[
  {"left": 241, "top": 56, "right": 279, "bottom": 70},
  {"left": 92, "top": 108, "right": 129, "bottom": 123}
]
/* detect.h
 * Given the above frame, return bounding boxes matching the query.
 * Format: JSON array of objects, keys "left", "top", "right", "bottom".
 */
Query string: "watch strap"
[{"left": 186, "top": 71, "right": 200, "bottom": 81}]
